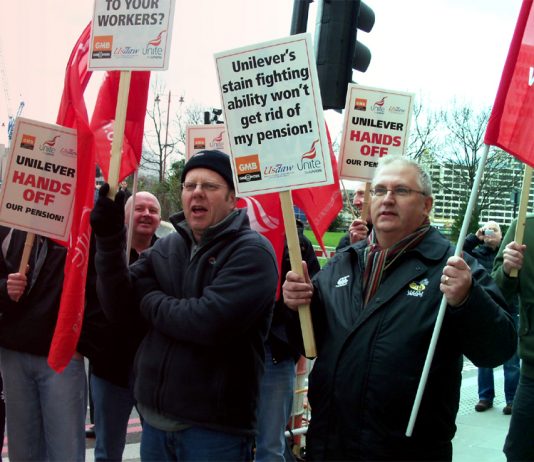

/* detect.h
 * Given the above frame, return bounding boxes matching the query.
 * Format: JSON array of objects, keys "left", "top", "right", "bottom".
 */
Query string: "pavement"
[
  {"left": 453, "top": 362, "right": 511, "bottom": 462},
  {"left": 1, "top": 360, "right": 514, "bottom": 461}
]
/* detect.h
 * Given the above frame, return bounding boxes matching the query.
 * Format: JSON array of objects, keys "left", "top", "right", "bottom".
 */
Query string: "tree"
[
  {"left": 449, "top": 199, "right": 480, "bottom": 243},
  {"left": 142, "top": 79, "right": 180, "bottom": 182},
  {"left": 141, "top": 79, "right": 209, "bottom": 217},
  {"left": 406, "top": 101, "right": 439, "bottom": 162},
  {"left": 433, "top": 104, "right": 523, "bottom": 230}
]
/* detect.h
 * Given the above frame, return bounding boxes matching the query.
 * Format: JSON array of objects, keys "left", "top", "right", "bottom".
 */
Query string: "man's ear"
[{"left": 424, "top": 195, "right": 433, "bottom": 216}]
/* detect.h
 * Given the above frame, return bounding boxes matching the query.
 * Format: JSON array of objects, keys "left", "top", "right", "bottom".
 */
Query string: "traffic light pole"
[{"left": 290, "top": 0, "right": 312, "bottom": 35}]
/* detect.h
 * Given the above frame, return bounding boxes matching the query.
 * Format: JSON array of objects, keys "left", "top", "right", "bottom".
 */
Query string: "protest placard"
[
  {"left": 339, "top": 84, "right": 414, "bottom": 181},
  {"left": 0, "top": 117, "right": 77, "bottom": 241},
  {"left": 215, "top": 33, "right": 333, "bottom": 196},
  {"left": 89, "top": 0, "right": 176, "bottom": 71},
  {"left": 186, "top": 124, "right": 230, "bottom": 160}
]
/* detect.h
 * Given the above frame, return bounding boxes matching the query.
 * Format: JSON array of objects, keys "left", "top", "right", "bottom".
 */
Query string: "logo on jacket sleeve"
[
  {"left": 407, "top": 278, "right": 429, "bottom": 297},
  {"left": 336, "top": 275, "right": 350, "bottom": 288}
]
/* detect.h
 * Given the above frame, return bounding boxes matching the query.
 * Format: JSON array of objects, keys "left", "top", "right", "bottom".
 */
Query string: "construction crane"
[
  {"left": 0, "top": 34, "right": 24, "bottom": 144},
  {"left": 7, "top": 101, "right": 25, "bottom": 142}
]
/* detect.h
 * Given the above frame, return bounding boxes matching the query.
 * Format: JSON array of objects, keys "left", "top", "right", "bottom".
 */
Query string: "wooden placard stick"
[
  {"left": 18, "top": 232, "right": 35, "bottom": 273},
  {"left": 279, "top": 190, "right": 317, "bottom": 357},
  {"left": 107, "top": 71, "right": 132, "bottom": 197},
  {"left": 510, "top": 164, "right": 532, "bottom": 278}
]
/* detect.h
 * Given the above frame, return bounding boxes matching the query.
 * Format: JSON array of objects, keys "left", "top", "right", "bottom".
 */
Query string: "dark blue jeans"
[
  {"left": 478, "top": 352, "right": 520, "bottom": 404},
  {"left": 140, "top": 421, "right": 254, "bottom": 461},
  {"left": 255, "top": 345, "right": 296, "bottom": 462},
  {"left": 91, "top": 373, "right": 136, "bottom": 461},
  {"left": 504, "top": 373, "right": 534, "bottom": 461}
]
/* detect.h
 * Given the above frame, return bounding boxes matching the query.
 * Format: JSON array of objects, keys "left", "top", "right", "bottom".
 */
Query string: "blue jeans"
[
  {"left": 479, "top": 315, "right": 520, "bottom": 404},
  {"left": 91, "top": 373, "right": 136, "bottom": 461},
  {"left": 255, "top": 345, "right": 296, "bottom": 462},
  {"left": 0, "top": 348, "right": 86, "bottom": 461},
  {"left": 140, "top": 421, "right": 254, "bottom": 461},
  {"left": 504, "top": 373, "right": 534, "bottom": 461},
  {"left": 478, "top": 352, "right": 520, "bottom": 404}
]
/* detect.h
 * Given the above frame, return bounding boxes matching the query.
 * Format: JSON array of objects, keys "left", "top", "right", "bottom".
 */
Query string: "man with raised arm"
[{"left": 91, "top": 150, "right": 279, "bottom": 461}]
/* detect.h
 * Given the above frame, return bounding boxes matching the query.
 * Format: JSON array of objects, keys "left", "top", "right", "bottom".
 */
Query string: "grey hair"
[{"left": 373, "top": 156, "right": 433, "bottom": 197}]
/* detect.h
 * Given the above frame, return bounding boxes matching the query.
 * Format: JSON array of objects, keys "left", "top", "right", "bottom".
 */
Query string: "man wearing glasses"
[
  {"left": 90, "top": 150, "right": 279, "bottom": 461},
  {"left": 283, "top": 156, "right": 516, "bottom": 461},
  {"left": 336, "top": 181, "right": 371, "bottom": 252}
]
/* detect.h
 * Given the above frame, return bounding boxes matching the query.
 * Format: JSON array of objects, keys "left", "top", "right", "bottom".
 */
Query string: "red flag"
[
  {"left": 48, "top": 23, "right": 95, "bottom": 372},
  {"left": 485, "top": 0, "right": 534, "bottom": 166},
  {"left": 293, "top": 124, "right": 343, "bottom": 251},
  {"left": 91, "top": 71, "right": 151, "bottom": 181},
  {"left": 237, "top": 192, "right": 285, "bottom": 288},
  {"left": 48, "top": 25, "right": 151, "bottom": 372}
]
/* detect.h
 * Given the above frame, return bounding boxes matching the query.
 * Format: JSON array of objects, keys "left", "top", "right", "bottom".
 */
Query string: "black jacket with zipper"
[
  {"left": 95, "top": 209, "right": 278, "bottom": 436},
  {"left": 296, "top": 227, "right": 516, "bottom": 461}
]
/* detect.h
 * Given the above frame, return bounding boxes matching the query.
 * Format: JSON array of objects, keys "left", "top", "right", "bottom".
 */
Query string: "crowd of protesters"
[{"left": 0, "top": 152, "right": 529, "bottom": 462}]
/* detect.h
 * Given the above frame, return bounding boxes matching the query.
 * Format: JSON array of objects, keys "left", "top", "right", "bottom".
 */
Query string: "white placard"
[
  {"left": 185, "top": 125, "right": 230, "bottom": 160},
  {"left": 339, "top": 85, "right": 414, "bottom": 181},
  {"left": 215, "top": 33, "right": 333, "bottom": 196},
  {"left": 0, "top": 118, "right": 77, "bottom": 241},
  {"left": 89, "top": 0, "right": 176, "bottom": 71}
]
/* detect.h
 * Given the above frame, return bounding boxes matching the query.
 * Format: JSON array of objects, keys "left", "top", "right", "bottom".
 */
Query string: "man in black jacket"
[
  {"left": 91, "top": 150, "right": 279, "bottom": 461},
  {"left": 283, "top": 156, "right": 517, "bottom": 461},
  {"left": 464, "top": 221, "right": 520, "bottom": 415},
  {"left": 79, "top": 190, "right": 161, "bottom": 461},
  {"left": 336, "top": 181, "right": 371, "bottom": 252},
  {"left": 0, "top": 230, "right": 86, "bottom": 461}
]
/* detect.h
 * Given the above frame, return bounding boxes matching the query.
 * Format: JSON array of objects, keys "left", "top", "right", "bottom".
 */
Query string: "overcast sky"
[{"left": 0, "top": 0, "right": 524, "bottom": 146}]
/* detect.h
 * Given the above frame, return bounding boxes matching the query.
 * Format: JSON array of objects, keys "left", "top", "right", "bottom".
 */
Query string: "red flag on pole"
[
  {"left": 91, "top": 71, "right": 151, "bottom": 182},
  {"left": 484, "top": 0, "right": 534, "bottom": 166},
  {"left": 237, "top": 192, "right": 285, "bottom": 289},
  {"left": 48, "top": 22, "right": 95, "bottom": 372},
  {"left": 49, "top": 25, "right": 151, "bottom": 372}
]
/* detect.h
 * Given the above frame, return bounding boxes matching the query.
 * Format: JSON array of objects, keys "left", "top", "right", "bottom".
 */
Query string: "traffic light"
[{"left": 315, "top": 0, "right": 375, "bottom": 110}]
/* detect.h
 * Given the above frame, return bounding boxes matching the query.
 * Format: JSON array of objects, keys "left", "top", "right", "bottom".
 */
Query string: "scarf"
[{"left": 362, "top": 217, "right": 430, "bottom": 306}]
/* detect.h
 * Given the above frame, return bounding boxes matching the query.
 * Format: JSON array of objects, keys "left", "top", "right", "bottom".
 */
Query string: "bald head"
[{"left": 125, "top": 191, "right": 161, "bottom": 239}]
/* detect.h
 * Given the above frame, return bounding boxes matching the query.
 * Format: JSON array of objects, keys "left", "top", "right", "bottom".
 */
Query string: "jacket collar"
[
  {"left": 169, "top": 208, "right": 248, "bottom": 245},
  {"left": 345, "top": 226, "right": 451, "bottom": 263}
]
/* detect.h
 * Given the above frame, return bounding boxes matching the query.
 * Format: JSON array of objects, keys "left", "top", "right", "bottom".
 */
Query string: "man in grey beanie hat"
[{"left": 90, "top": 149, "right": 278, "bottom": 460}]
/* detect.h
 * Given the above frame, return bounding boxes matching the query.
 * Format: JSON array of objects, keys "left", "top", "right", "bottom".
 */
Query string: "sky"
[{"left": 0, "top": 0, "right": 524, "bottom": 147}]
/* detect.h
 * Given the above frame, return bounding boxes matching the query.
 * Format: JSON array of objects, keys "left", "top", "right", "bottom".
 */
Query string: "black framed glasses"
[
  {"left": 181, "top": 182, "right": 226, "bottom": 192},
  {"left": 370, "top": 186, "right": 427, "bottom": 197}
]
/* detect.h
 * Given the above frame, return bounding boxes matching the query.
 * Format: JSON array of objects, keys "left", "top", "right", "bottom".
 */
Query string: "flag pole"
[
  {"left": 509, "top": 164, "right": 532, "bottom": 278},
  {"left": 406, "top": 143, "right": 490, "bottom": 436},
  {"left": 280, "top": 189, "right": 317, "bottom": 357},
  {"left": 107, "top": 71, "right": 132, "bottom": 196}
]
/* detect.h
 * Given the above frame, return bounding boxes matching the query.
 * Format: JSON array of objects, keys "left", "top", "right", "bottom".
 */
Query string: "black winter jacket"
[
  {"left": 78, "top": 234, "right": 156, "bottom": 387},
  {"left": 0, "top": 228, "right": 66, "bottom": 356},
  {"left": 463, "top": 233, "right": 497, "bottom": 273},
  {"left": 95, "top": 209, "right": 278, "bottom": 436},
  {"left": 301, "top": 227, "right": 517, "bottom": 461}
]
